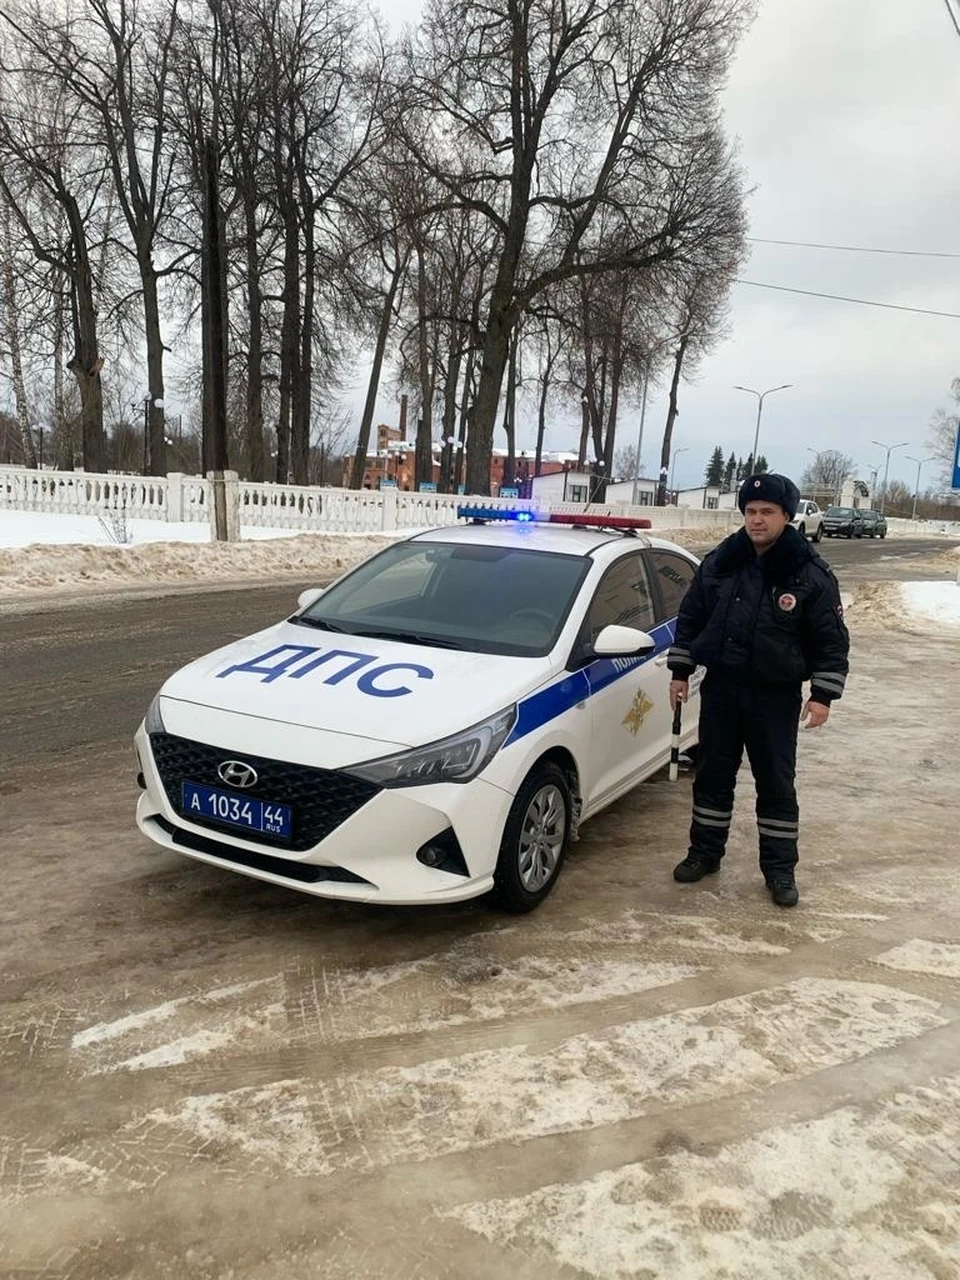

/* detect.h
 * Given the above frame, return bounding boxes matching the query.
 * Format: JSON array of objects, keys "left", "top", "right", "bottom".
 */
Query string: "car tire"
[
  {"left": 494, "top": 761, "right": 570, "bottom": 913},
  {"left": 880, "top": 531, "right": 886, "bottom": 539},
  {"left": 812, "top": 525, "right": 823, "bottom": 543},
  {"left": 797, "top": 523, "right": 806, "bottom": 539},
  {"left": 846, "top": 529, "right": 854, "bottom": 538}
]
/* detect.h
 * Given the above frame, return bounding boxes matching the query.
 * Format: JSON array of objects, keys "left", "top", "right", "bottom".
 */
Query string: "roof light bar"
[
  {"left": 551, "top": 512, "right": 652, "bottom": 530},
  {"left": 457, "top": 505, "right": 539, "bottom": 523},
  {"left": 456, "top": 504, "right": 653, "bottom": 530}
]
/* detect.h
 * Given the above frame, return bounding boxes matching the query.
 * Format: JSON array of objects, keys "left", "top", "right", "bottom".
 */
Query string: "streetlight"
[
  {"left": 733, "top": 383, "right": 792, "bottom": 469},
  {"left": 669, "top": 445, "right": 688, "bottom": 499},
  {"left": 871, "top": 439, "right": 909, "bottom": 516},
  {"left": 905, "top": 455, "right": 935, "bottom": 521}
]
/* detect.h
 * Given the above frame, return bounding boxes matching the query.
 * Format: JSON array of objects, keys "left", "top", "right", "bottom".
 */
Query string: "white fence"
[{"left": 4, "top": 466, "right": 956, "bottom": 538}]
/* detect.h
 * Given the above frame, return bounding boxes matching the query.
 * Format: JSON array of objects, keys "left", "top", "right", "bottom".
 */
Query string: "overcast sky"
[{"left": 367, "top": 0, "right": 960, "bottom": 494}]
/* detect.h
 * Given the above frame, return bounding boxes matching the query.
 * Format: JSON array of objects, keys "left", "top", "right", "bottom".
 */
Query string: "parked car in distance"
[
  {"left": 790, "top": 499, "right": 824, "bottom": 542},
  {"left": 822, "top": 506, "right": 864, "bottom": 538},
  {"left": 858, "top": 509, "right": 887, "bottom": 538}
]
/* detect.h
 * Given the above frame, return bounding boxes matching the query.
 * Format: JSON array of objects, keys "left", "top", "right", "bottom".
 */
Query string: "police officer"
[{"left": 667, "top": 473, "right": 850, "bottom": 906}]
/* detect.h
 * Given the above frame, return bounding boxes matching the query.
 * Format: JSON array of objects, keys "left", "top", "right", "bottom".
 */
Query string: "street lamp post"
[
  {"left": 669, "top": 446, "right": 688, "bottom": 499},
  {"left": 905, "top": 455, "right": 935, "bottom": 521},
  {"left": 733, "top": 383, "right": 792, "bottom": 470},
  {"left": 871, "top": 439, "right": 909, "bottom": 516}
]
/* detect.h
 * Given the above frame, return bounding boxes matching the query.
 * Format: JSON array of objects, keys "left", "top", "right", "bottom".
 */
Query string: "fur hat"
[{"left": 737, "top": 472, "right": 800, "bottom": 520}]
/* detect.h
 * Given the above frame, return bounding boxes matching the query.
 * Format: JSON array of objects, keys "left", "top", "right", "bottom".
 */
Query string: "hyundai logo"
[{"left": 217, "top": 759, "right": 258, "bottom": 789}]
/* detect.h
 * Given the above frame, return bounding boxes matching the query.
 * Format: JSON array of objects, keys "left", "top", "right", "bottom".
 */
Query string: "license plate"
[{"left": 181, "top": 782, "right": 293, "bottom": 839}]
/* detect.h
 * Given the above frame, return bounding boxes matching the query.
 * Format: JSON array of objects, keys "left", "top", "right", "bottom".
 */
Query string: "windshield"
[
  {"left": 294, "top": 540, "right": 590, "bottom": 656},
  {"left": 826, "top": 507, "right": 854, "bottom": 517}
]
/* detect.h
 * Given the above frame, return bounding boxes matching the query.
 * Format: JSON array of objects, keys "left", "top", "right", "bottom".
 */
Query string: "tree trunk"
[
  {"left": 142, "top": 262, "right": 166, "bottom": 476},
  {"left": 501, "top": 331, "right": 518, "bottom": 486},
  {"left": 0, "top": 197, "right": 36, "bottom": 468},
  {"left": 415, "top": 243, "right": 435, "bottom": 489},
  {"left": 657, "top": 337, "right": 688, "bottom": 505},
  {"left": 203, "top": 135, "right": 229, "bottom": 476},
  {"left": 292, "top": 205, "right": 314, "bottom": 486},
  {"left": 276, "top": 203, "right": 299, "bottom": 485},
  {"left": 61, "top": 191, "right": 105, "bottom": 473},
  {"left": 350, "top": 251, "right": 406, "bottom": 489},
  {"left": 243, "top": 195, "right": 265, "bottom": 482},
  {"left": 52, "top": 271, "right": 71, "bottom": 470},
  {"left": 465, "top": 294, "right": 513, "bottom": 494}
]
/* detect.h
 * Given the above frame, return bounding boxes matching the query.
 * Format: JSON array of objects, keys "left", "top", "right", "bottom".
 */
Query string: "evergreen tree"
[
  {"left": 755, "top": 453, "right": 769, "bottom": 473},
  {"left": 704, "top": 445, "right": 724, "bottom": 486},
  {"left": 722, "top": 452, "right": 737, "bottom": 492}
]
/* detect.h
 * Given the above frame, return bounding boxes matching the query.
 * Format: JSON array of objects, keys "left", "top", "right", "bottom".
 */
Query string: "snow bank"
[{"left": 0, "top": 507, "right": 715, "bottom": 600}]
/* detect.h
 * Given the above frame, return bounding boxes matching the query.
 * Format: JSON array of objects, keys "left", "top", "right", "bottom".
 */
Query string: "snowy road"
[{"left": 1, "top": 559, "right": 959, "bottom": 1278}]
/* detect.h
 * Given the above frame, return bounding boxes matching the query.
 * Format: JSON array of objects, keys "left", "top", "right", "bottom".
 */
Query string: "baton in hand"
[{"left": 669, "top": 699, "right": 683, "bottom": 781}]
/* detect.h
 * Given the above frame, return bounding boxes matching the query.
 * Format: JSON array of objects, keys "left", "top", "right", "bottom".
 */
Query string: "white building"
[{"left": 529, "top": 471, "right": 658, "bottom": 505}]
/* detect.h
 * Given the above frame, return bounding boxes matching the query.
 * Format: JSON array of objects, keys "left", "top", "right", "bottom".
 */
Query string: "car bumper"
[{"left": 134, "top": 724, "right": 514, "bottom": 905}]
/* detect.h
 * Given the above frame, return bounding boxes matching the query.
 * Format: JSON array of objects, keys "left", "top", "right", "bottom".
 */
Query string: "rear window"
[{"left": 648, "top": 551, "right": 696, "bottom": 622}]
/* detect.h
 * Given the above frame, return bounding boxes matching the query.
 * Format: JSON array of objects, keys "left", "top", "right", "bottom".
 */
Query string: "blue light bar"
[{"left": 457, "top": 505, "right": 539, "bottom": 523}]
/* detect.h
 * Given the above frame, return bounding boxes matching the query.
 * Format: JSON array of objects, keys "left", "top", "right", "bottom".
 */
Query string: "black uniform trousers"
[{"left": 689, "top": 675, "right": 802, "bottom": 878}]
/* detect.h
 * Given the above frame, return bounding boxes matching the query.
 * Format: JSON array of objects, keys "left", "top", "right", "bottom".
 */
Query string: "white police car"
[{"left": 134, "top": 507, "right": 701, "bottom": 912}]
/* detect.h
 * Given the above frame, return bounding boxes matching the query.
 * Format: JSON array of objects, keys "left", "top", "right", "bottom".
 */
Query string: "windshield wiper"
[
  {"left": 289, "top": 616, "right": 347, "bottom": 631},
  {"left": 348, "top": 628, "right": 466, "bottom": 650}
]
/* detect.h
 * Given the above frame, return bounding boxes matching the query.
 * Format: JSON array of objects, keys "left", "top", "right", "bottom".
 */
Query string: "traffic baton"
[{"left": 669, "top": 699, "right": 683, "bottom": 781}]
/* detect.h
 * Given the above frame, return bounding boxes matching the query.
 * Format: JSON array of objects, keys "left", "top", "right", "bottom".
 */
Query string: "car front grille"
[{"left": 149, "top": 732, "right": 380, "bottom": 852}]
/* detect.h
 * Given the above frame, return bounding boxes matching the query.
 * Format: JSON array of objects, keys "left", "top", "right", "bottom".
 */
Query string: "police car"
[{"left": 134, "top": 507, "right": 701, "bottom": 912}]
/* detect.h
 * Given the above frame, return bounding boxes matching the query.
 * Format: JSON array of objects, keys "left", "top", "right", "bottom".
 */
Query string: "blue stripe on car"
[{"left": 505, "top": 619, "right": 676, "bottom": 746}]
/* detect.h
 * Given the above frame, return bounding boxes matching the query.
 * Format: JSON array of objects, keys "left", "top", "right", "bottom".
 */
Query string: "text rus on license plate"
[{"left": 182, "top": 782, "right": 293, "bottom": 838}]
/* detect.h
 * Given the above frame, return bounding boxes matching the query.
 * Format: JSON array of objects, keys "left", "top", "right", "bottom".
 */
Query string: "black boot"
[
  {"left": 673, "top": 855, "right": 722, "bottom": 883},
  {"left": 766, "top": 874, "right": 799, "bottom": 907}
]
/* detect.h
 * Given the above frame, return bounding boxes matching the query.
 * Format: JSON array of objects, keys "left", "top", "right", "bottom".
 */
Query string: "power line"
[
  {"left": 944, "top": 0, "right": 960, "bottom": 39},
  {"left": 747, "top": 236, "right": 960, "bottom": 260},
  {"left": 734, "top": 278, "right": 960, "bottom": 319}
]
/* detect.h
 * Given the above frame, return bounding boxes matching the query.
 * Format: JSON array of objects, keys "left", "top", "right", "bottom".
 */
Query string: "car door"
[{"left": 575, "top": 550, "right": 672, "bottom": 809}]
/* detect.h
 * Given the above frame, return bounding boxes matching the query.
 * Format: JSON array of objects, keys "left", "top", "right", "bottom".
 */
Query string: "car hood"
[{"left": 157, "top": 618, "right": 556, "bottom": 753}]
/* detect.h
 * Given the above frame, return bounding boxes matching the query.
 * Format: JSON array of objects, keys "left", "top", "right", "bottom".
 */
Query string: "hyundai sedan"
[{"left": 134, "top": 509, "right": 701, "bottom": 913}]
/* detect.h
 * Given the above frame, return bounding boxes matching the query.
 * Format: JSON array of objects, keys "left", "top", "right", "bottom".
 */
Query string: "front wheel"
[
  {"left": 494, "top": 762, "right": 570, "bottom": 913},
  {"left": 797, "top": 523, "right": 806, "bottom": 539},
  {"left": 812, "top": 525, "right": 823, "bottom": 543}
]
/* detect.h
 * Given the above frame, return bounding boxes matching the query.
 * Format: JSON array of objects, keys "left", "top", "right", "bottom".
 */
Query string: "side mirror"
[
  {"left": 297, "top": 587, "right": 325, "bottom": 611},
  {"left": 592, "top": 623, "right": 657, "bottom": 657}
]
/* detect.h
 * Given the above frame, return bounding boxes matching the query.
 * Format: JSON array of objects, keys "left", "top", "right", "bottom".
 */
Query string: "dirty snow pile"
[{"left": 0, "top": 507, "right": 713, "bottom": 599}]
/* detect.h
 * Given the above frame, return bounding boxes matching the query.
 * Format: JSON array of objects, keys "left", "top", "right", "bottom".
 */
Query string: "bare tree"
[
  {"left": 401, "top": 0, "right": 753, "bottom": 493},
  {"left": 928, "top": 377, "right": 959, "bottom": 490},
  {"left": 0, "top": 189, "right": 37, "bottom": 466},
  {"left": 7, "top": 0, "right": 183, "bottom": 474},
  {"left": 799, "top": 450, "right": 855, "bottom": 505},
  {"left": 0, "top": 28, "right": 111, "bottom": 471}
]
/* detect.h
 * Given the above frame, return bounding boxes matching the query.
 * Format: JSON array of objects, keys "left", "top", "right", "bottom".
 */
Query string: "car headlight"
[
  {"left": 346, "top": 706, "right": 516, "bottom": 788},
  {"left": 144, "top": 694, "right": 166, "bottom": 735}
]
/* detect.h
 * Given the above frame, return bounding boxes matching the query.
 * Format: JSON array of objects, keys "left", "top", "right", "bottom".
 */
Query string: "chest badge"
[{"left": 777, "top": 592, "right": 797, "bottom": 613}]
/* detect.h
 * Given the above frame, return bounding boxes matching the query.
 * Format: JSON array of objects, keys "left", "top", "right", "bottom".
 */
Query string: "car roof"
[{"left": 409, "top": 520, "right": 692, "bottom": 560}]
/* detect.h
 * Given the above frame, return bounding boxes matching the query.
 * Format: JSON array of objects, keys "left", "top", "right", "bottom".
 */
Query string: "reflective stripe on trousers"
[{"left": 689, "top": 677, "right": 802, "bottom": 875}]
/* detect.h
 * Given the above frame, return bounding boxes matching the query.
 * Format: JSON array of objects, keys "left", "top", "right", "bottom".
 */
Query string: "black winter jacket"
[{"left": 666, "top": 526, "right": 850, "bottom": 703}]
